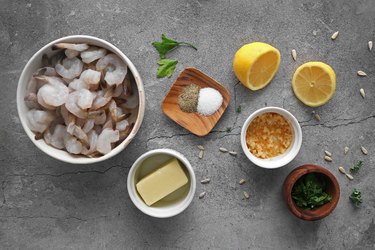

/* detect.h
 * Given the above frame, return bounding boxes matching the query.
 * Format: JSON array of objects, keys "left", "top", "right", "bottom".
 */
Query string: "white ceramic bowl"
[
  {"left": 127, "top": 149, "right": 196, "bottom": 218},
  {"left": 240, "top": 107, "right": 302, "bottom": 169},
  {"left": 16, "top": 35, "right": 145, "bottom": 164}
]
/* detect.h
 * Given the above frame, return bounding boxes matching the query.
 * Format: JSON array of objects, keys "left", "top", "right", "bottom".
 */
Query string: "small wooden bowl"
[
  {"left": 162, "top": 67, "right": 230, "bottom": 136},
  {"left": 283, "top": 164, "right": 340, "bottom": 221}
]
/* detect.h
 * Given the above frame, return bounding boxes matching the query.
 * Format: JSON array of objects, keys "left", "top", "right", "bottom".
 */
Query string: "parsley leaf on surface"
[
  {"left": 349, "top": 188, "right": 362, "bottom": 207},
  {"left": 152, "top": 34, "right": 197, "bottom": 59},
  {"left": 236, "top": 105, "right": 241, "bottom": 113},
  {"left": 156, "top": 59, "right": 178, "bottom": 78},
  {"left": 350, "top": 160, "right": 363, "bottom": 173}
]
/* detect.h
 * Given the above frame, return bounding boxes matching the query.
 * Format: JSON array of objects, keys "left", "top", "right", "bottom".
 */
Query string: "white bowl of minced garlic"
[{"left": 241, "top": 107, "right": 302, "bottom": 169}]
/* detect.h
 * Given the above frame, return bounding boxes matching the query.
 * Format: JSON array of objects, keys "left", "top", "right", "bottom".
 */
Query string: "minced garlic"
[{"left": 246, "top": 112, "right": 292, "bottom": 159}]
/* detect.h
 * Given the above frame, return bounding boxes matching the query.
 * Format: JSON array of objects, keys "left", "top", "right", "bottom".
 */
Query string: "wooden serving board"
[{"left": 162, "top": 67, "right": 230, "bottom": 136}]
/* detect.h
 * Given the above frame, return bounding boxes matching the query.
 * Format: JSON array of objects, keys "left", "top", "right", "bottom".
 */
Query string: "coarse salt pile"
[{"left": 197, "top": 87, "right": 223, "bottom": 116}]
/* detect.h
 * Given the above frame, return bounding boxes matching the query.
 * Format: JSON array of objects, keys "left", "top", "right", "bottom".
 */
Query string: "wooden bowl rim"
[{"left": 283, "top": 164, "right": 340, "bottom": 221}]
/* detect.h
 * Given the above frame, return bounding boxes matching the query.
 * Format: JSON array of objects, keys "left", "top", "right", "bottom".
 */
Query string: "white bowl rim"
[
  {"left": 16, "top": 35, "right": 146, "bottom": 164},
  {"left": 127, "top": 148, "right": 196, "bottom": 218},
  {"left": 240, "top": 107, "right": 302, "bottom": 169}
]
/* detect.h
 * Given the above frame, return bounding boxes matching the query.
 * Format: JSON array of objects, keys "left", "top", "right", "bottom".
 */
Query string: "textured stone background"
[{"left": 0, "top": 0, "right": 374, "bottom": 249}]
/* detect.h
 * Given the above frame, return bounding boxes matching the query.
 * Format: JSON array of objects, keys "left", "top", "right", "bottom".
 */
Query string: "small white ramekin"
[
  {"left": 240, "top": 107, "right": 302, "bottom": 169},
  {"left": 127, "top": 149, "right": 196, "bottom": 218}
]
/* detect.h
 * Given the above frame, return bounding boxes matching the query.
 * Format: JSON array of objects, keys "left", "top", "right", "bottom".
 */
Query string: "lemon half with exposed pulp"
[
  {"left": 292, "top": 62, "right": 336, "bottom": 107},
  {"left": 233, "top": 42, "right": 281, "bottom": 90}
]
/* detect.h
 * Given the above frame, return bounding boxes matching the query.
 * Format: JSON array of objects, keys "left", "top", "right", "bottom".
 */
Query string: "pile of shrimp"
[{"left": 24, "top": 43, "right": 139, "bottom": 157}]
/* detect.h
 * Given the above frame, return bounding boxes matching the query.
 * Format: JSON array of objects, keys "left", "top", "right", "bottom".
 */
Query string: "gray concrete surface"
[{"left": 1, "top": 0, "right": 375, "bottom": 249}]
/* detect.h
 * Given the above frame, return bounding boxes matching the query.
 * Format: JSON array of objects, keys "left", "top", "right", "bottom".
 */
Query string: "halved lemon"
[
  {"left": 233, "top": 42, "right": 281, "bottom": 90},
  {"left": 292, "top": 62, "right": 336, "bottom": 107}
]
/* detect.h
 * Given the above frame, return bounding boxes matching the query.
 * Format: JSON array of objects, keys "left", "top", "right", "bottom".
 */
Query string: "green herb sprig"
[
  {"left": 292, "top": 173, "right": 332, "bottom": 210},
  {"left": 152, "top": 34, "right": 197, "bottom": 78},
  {"left": 236, "top": 105, "right": 242, "bottom": 113},
  {"left": 350, "top": 160, "right": 363, "bottom": 173},
  {"left": 349, "top": 188, "right": 362, "bottom": 207},
  {"left": 156, "top": 59, "right": 178, "bottom": 78},
  {"left": 152, "top": 34, "right": 197, "bottom": 59}
]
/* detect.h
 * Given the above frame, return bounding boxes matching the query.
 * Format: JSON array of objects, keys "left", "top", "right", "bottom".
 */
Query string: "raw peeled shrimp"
[
  {"left": 81, "top": 130, "right": 98, "bottom": 156},
  {"left": 96, "top": 128, "right": 119, "bottom": 155},
  {"left": 33, "top": 67, "right": 57, "bottom": 77},
  {"left": 53, "top": 43, "right": 89, "bottom": 58},
  {"left": 47, "top": 124, "right": 66, "bottom": 149},
  {"left": 81, "top": 46, "right": 106, "bottom": 64},
  {"left": 36, "top": 76, "right": 69, "bottom": 107},
  {"left": 102, "top": 116, "right": 113, "bottom": 130},
  {"left": 93, "top": 110, "right": 106, "bottom": 125},
  {"left": 82, "top": 119, "right": 94, "bottom": 133},
  {"left": 65, "top": 49, "right": 80, "bottom": 59},
  {"left": 60, "top": 105, "right": 75, "bottom": 127},
  {"left": 77, "top": 89, "right": 95, "bottom": 109},
  {"left": 80, "top": 69, "right": 101, "bottom": 89},
  {"left": 122, "top": 80, "right": 139, "bottom": 109},
  {"left": 70, "top": 125, "right": 89, "bottom": 145},
  {"left": 69, "top": 78, "right": 88, "bottom": 90},
  {"left": 96, "top": 54, "right": 127, "bottom": 86},
  {"left": 116, "top": 119, "right": 129, "bottom": 131},
  {"left": 65, "top": 91, "right": 88, "bottom": 119},
  {"left": 91, "top": 95, "right": 111, "bottom": 110},
  {"left": 26, "top": 109, "right": 54, "bottom": 133},
  {"left": 24, "top": 78, "right": 41, "bottom": 109},
  {"left": 53, "top": 43, "right": 89, "bottom": 51},
  {"left": 55, "top": 57, "right": 83, "bottom": 79},
  {"left": 64, "top": 133, "right": 82, "bottom": 154}
]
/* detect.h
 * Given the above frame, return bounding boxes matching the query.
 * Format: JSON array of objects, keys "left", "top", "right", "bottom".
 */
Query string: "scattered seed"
[
  {"left": 361, "top": 146, "right": 368, "bottom": 155},
  {"left": 198, "top": 150, "right": 204, "bottom": 159},
  {"left": 291, "top": 49, "right": 297, "bottom": 61},
  {"left": 344, "top": 146, "right": 349, "bottom": 155},
  {"left": 331, "top": 31, "right": 339, "bottom": 40},
  {"left": 243, "top": 191, "right": 250, "bottom": 199},
  {"left": 368, "top": 41, "right": 373, "bottom": 51},
  {"left": 357, "top": 70, "right": 367, "bottom": 77},
  {"left": 199, "top": 192, "right": 206, "bottom": 199},
  {"left": 197, "top": 145, "right": 204, "bottom": 151},
  {"left": 360, "top": 88, "right": 365, "bottom": 98},
  {"left": 239, "top": 179, "right": 246, "bottom": 185},
  {"left": 229, "top": 151, "right": 237, "bottom": 156},
  {"left": 338, "top": 166, "right": 346, "bottom": 174},
  {"left": 314, "top": 113, "right": 321, "bottom": 121},
  {"left": 324, "top": 155, "right": 332, "bottom": 162},
  {"left": 201, "top": 178, "right": 210, "bottom": 184},
  {"left": 324, "top": 150, "right": 332, "bottom": 157},
  {"left": 312, "top": 111, "right": 321, "bottom": 121},
  {"left": 219, "top": 147, "right": 228, "bottom": 153},
  {"left": 345, "top": 173, "right": 354, "bottom": 180}
]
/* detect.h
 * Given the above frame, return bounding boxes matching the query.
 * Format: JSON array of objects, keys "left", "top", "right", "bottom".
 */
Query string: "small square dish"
[{"left": 162, "top": 67, "right": 230, "bottom": 136}]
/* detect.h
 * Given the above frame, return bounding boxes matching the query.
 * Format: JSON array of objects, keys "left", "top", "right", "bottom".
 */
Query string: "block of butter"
[{"left": 136, "top": 158, "right": 188, "bottom": 206}]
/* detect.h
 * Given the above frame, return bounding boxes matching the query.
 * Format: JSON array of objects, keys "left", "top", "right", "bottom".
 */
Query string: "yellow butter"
[{"left": 136, "top": 158, "right": 188, "bottom": 206}]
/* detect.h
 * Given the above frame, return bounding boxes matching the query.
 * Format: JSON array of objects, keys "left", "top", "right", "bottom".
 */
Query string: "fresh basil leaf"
[{"left": 156, "top": 59, "right": 178, "bottom": 78}]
